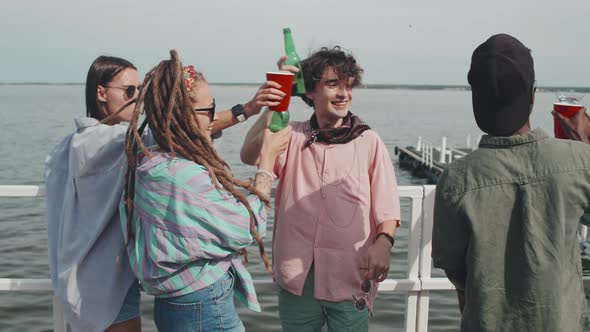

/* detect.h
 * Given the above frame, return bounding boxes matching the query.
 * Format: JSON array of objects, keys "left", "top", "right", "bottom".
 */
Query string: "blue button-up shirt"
[{"left": 45, "top": 117, "right": 153, "bottom": 332}]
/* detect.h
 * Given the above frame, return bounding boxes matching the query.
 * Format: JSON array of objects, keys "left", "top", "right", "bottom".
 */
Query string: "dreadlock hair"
[{"left": 123, "top": 50, "right": 272, "bottom": 273}]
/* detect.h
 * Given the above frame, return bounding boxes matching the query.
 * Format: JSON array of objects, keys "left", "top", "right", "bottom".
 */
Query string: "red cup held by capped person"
[{"left": 553, "top": 94, "right": 585, "bottom": 139}]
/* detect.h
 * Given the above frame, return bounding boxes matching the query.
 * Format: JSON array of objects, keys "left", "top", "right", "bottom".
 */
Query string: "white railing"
[
  {"left": 1, "top": 185, "right": 589, "bottom": 332},
  {"left": 420, "top": 141, "right": 435, "bottom": 169},
  {"left": 447, "top": 146, "right": 468, "bottom": 163},
  {"left": 416, "top": 136, "right": 471, "bottom": 166}
]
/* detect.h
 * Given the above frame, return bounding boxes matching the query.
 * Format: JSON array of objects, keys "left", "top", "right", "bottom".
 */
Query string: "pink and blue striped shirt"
[{"left": 120, "top": 150, "right": 267, "bottom": 311}]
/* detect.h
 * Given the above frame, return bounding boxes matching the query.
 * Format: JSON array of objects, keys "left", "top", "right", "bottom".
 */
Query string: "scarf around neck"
[{"left": 305, "top": 111, "right": 371, "bottom": 148}]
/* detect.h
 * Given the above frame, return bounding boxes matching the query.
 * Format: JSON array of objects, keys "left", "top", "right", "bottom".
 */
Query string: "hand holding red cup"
[
  {"left": 553, "top": 94, "right": 586, "bottom": 139},
  {"left": 266, "top": 72, "right": 294, "bottom": 112},
  {"left": 552, "top": 105, "right": 590, "bottom": 144}
]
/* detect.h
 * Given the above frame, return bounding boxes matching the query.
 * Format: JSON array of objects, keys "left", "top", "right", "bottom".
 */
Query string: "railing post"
[
  {"left": 404, "top": 189, "right": 425, "bottom": 332},
  {"left": 580, "top": 225, "right": 589, "bottom": 245},
  {"left": 439, "top": 137, "right": 447, "bottom": 164},
  {"left": 420, "top": 143, "right": 425, "bottom": 165},
  {"left": 416, "top": 185, "right": 436, "bottom": 332},
  {"left": 52, "top": 296, "right": 67, "bottom": 332}
]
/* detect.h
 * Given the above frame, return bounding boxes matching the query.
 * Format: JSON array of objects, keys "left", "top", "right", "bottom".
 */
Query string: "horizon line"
[{"left": 0, "top": 82, "right": 588, "bottom": 92}]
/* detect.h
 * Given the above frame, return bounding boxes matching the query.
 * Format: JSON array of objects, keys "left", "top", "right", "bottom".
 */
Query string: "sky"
[{"left": 1, "top": 0, "right": 589, "bottom": 87}]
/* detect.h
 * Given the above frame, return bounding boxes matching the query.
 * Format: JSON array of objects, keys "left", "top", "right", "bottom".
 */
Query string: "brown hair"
[
  {"left": 123, "top": 50, "right": 271, "bottom": 272},
  {"left": 85, "top": 56, "right": 136, "bottom": 119},
  {"left": 300, "top": 46, "right": 364, "bottom": 107}
]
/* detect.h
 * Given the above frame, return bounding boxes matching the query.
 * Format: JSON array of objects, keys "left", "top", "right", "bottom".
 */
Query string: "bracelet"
[
  {"left": 255, "top": 169, "right": 275, "bottom": 180},
  {"left": 375, "top": 232, "right": 394, "bottom": 247}
]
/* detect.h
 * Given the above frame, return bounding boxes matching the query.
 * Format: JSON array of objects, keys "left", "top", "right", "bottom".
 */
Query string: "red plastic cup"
[
  {"left": 553, "top": 102, "right": 584, "bottom": 139},
  {"left": 266, "top": 72, "right": 294, "bottom": 112}
]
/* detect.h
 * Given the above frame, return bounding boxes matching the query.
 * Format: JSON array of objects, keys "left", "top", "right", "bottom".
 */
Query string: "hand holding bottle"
[
  {"left": 281, "top": 28, "right": 305, "bottom": 96},
  {"left": 265, "top": 72, "right": 293, "bottom": 132},
  {"left": 277, "top": 55, "right": 300, "bottom": 74},
  {"left": 258, "top": 126, "right": 292, "bottom": 171},
  {"left": 265, "top": 27, "right": 303, "bottom": 133}
]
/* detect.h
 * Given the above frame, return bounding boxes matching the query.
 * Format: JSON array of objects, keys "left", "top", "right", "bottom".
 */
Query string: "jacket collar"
[{"left": 478, "top": 128, "right": 549, "bottom": 148}]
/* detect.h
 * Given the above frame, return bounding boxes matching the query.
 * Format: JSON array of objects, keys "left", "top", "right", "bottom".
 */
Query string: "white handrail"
[
  {"left": 414, "top": 138, "right": 473, "bottom": 166},
  {"left": 418, "top": 139, "right": 439, "bottom": 169},
  {"left": 0, "top": 185, "right": 45, "bottom": 197},
  {"left": 1, "top": 185, "right": 589, "bottom": 332},
  {"left": 439, "top": 137, "right": 447, "bottom": 164}
]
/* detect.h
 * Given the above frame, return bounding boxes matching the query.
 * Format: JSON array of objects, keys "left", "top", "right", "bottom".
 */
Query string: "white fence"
[
  {"left": 1, "top": 185, "right": 589, "bottom": 331},
  {"left": 416, "top": 137, "right": 470, "bottom": 167}
]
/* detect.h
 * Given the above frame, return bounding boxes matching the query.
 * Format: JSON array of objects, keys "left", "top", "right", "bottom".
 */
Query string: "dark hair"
[
  {"left": 85, "top": 56, "right": 137, "bottom": 119},
  {"left": 300, "top": 46, "right": 363, "bottom": 107}
]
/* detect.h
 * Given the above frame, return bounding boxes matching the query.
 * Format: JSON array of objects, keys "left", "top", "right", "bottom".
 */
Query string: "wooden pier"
[{"left": 394, "top": 136, "right": 476, "bottom": 183}]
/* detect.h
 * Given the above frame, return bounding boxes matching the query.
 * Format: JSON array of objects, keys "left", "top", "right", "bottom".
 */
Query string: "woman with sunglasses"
[
  {"left": 121, "top": 51, "right": 291, "bottom": 332},
  {"left": 45, "top": 55, "right": 145, "bottom": 332},
  {"left": 45, "top": 55, "right": 287, "bottom": 332}
]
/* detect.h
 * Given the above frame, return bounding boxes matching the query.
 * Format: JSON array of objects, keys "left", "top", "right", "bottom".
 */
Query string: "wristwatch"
[{"left": 231, "top": 104, "right": 247, "bottom": 123}]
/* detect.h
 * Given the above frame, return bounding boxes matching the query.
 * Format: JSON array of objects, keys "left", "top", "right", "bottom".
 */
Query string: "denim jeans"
[
  {"left": 154, "top": 269, "right": 244, "bottom": 332},
  {"left": 112, "top": 279, "right": 141, "bottom": 324}
]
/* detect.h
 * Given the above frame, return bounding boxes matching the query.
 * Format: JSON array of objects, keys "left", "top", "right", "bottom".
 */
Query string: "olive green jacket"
[{"left": 433, "top": 129, "right": 590, "bottom": 332}]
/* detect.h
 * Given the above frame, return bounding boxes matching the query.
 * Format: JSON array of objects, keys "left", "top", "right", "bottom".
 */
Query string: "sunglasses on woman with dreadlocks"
[{"left": 193, "top": 99, "right": 216, "bottom": 122}]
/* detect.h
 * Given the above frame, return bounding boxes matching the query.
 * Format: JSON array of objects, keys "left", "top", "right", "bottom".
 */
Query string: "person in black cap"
[
  {"left": 432, "top": 33, "right": 590, "bottom": 331},
  {"left": 468, "top": 33, "right": 536, "bottom": 136}
]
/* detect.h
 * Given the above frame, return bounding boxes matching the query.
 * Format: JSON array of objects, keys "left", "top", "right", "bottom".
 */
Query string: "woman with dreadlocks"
[
  {"left": 121, "top": 50, "right": 291, "bottom": 332},
  {"left": 45, "top": 53, "right": 287, "bottom": 332}
]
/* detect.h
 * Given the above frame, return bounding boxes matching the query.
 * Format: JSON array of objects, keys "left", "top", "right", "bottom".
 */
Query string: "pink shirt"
[{"left": 272, "top": 121, "right": 401, "bottom": 304}]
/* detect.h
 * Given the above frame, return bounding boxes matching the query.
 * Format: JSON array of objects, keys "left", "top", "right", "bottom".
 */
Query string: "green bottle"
[
  {"left": 283, "top": 28, "right": 305, "bottom": 96},
  {"left": 269, "top": 110, "right": 290, "bottom": 132}
]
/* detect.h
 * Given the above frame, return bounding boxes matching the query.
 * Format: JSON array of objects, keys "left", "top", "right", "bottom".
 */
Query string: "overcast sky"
[{"left": 1, "top": 0, "right": 589, "bottom": 86}]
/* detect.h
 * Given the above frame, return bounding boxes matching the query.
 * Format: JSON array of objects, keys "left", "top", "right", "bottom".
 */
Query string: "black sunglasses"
[
  {"left": 103, "top": 85, "right": 141, "bottom": 99},
  {"left": 193, "top": 99, "right": 216, "bottom": 122}
]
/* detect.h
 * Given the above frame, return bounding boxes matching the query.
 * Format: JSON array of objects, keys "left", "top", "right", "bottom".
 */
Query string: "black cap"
[{"left": 468, "top": 34, "right": 535, "bottom": 136}]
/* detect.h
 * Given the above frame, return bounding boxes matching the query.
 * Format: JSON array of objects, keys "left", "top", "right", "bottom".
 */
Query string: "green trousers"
[{"left": 278, "top": 269, "right": 369, "bottom": 332}]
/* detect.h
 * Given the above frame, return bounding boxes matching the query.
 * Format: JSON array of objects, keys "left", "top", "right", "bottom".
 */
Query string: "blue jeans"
[
  {"left": 112, "top": 280, "right": 141, "bottom": 324},
  {"left": 154, "top": 269, "right": 244, "bottom": 332}
]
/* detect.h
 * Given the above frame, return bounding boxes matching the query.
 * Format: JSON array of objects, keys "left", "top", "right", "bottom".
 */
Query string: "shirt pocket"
[{"left": 320, "top": 164, "right": 370, "bottom": 230}]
